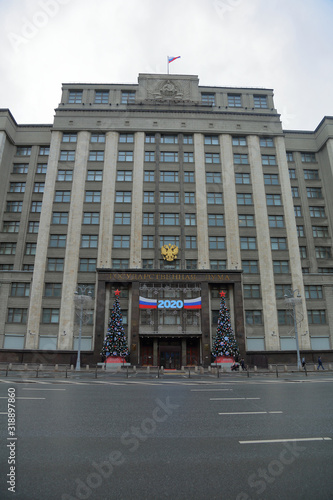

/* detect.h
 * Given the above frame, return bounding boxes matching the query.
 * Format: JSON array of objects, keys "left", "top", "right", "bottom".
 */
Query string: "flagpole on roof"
[{"left": 167, "top": 56, "right": 169, "bottom": 75}]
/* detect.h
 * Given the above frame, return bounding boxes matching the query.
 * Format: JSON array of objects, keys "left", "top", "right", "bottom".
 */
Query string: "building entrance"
[{"left": 159, "top": 345, "right": 181, "bottom": 369}]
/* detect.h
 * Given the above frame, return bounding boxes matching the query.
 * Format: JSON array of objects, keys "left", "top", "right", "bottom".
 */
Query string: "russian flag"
[
  {"left": 184, "top": 297, "right": 201, "bottom": 309},
  {"left": 168, "top": 56, "right": 181, "bottom": 63},
  {"left": 139, "top": 296, "right": 157, "bottom": 309}
]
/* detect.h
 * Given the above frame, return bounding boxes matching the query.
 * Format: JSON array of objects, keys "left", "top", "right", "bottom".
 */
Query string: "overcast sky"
[{"left": 1, "top": 0, "right": 332, "bottom": 130}]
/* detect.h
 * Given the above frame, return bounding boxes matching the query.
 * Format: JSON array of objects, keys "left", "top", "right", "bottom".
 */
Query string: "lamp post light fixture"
[
  {"left": 284, "top": 289, "right": 302, "bottom": 370},
  {"left": 74, "top": 285, "right": 93, "bottom": 371}
]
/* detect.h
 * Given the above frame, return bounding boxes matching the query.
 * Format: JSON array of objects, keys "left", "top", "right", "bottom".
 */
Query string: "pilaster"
[
  {"left": 130, "top": 132, "right": 145, "bottom": 267},
  {"left": 194, "top": 133, "right": 209, "bottom": 268}
]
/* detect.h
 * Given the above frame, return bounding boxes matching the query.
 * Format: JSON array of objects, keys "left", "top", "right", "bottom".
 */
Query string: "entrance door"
[
  {"left": 141, "top": 342, "right": 153, "bottom": 365},
  {"left": 159, "top": 347, "right": 181, "bottom": 369},
  {"left": 186, "top": 339, "right": 200, "bottom": 366}
]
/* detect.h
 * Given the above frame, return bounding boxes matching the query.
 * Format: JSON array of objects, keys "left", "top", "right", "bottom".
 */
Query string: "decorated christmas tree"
[
  {"left": 212, "top": 291, "right": 240, "bottom": 360},
  {"left": 100, "top": 290, "right": 129, "bottom": 359}
]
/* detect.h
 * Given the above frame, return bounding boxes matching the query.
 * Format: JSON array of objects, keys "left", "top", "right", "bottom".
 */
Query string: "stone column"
[
  {"left": 248, "top": 135, "right": 279, "bottom": 350},
  {"left": 275, "top": 136, "right": 310, "bottom": 348},
  {"left": 220, "top": 134, "right": 241, "bottom": 269},
  {"left": 97, "top": 132, "right": 118, "bottom": 268},
  {"left": 194, "top": 134, "right": 209, "bottom": 269},
  {"left": 58, "top": 131, "right": 90, "bottom": 349},
  {"left": 130, "top": 132, "right": 145, "bottom": 268},
  {"left": 26, "top": 131, "right": 62, "bottom": 348}
]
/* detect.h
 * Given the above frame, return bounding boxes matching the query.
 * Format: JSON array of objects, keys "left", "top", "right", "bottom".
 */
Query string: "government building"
[{"left": 1, "top": 73, "right": 333, "bottom": 367}]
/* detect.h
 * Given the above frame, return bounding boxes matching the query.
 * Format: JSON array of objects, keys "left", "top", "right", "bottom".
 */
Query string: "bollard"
[
  {"left": 95, "top": 366, "right": 98, "bottom": 379},
  {"left": 208, "top": 366, "right": 211, "bottom": 373},
  {"left": 147, "top": 366, "right": 150, "bottom": 374},
  {"left": 304, "top": 365, "right": 308, "bottom": 377},
  {"left": 126, "top": 366, "right": 129, "bottom": 379},
  {"left": 254, "top": 366, "right": 257, "bottom": 372},
  {"left": 200, "top": 366, "right": 204, "bottom": 375},
  {"left": 217, "top": 366, "right": 220, "bottom": 378},
  {"left": 276, "top": 365, "right": 279, "bottom": 378},
  {"left": 70, "top": 364, "right": 74, "bottom": 371},
  {"left": 157, "top": 366, "right": 160, "bottom": 379},
  {"left": 247, "top": 368, "right": 250, "bottom": 378},
  {"left": 86, "top": 365, "right": 90, "bottom": 371},
  {"left": 6, "top": 364, "right": 9, "bottom": 377},
  {"left": 188, "top": 367, "right": 191, "bottom": 378},
  {"left": 36, "top": 367, "right": 39, "bottom": 378},
  {"left": 268, "top": 364, "right": 273, "bottom": 372},
  {"left": 133, "top": 366, "right": 137, "bottom": 373},
  {"left": 24, "top": 364, "right": 28, "bottom": 371},
  {"left": 65, "top": 367, "right": 68, "bottom": 379},
  {"left": 55, "top": 364, "right": 59, "bottom": 371}
]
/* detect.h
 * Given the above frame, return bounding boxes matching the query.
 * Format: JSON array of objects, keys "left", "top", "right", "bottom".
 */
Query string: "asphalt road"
[{"left": 0, "top": 375, "right": 332, "bottom": 500}]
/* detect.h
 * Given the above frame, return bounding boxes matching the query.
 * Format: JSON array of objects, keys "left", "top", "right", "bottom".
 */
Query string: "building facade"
[{"left": 0, "top": 73, "right": 333, "bottom": 367}]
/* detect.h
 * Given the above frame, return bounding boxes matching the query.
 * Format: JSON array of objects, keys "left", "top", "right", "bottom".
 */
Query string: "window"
[
  {"left": 160, "top": 135, "right": 178, "bottom": 144},
  {"left": 42, "top": 308, "right": 60, "bottom": 324},
  {"left": 304, "top": 285, "right": 323, "bottom": 299},
  {"left": 143, "top": 191, "right": 154, "bottom": 203},
  {"left": 95, "top": 90, "right": 109, "bottom": 104},
  {"left": 309, "top": 206, "right": 325, "bottom": 218},
  {"left": 262, "top": 155, "right": 276, "bottom": 165},
  {"left": 307, "top": 187, "right": 322, "bottom": 198},
  {"left": 183, "top": 135, "right": 193, "bottom": 144},
  {"left": 160, "top": 152, "right": 178, "bottom": 162},
  {"left": 81, "top": 235, "right": 98, "bottom": 248},
  {"left": 237, "top": 193, "right": 253, "bottom": 205},
  {"left": 7, "top": 308, "right": 27, "bottom": 324},
  {"left": 184, "top": 172, "right": 195, "bottom": 183},
  {"left": 186, "top": 236, "right": 197, "bottom": 249},
  {"left": 308, "top": 310, "right": 326, "bottom": 324},
  {"left": 39, "top": 147, "right": 50, "bottom": 156},
  {"left": 160, "top": 171, "right": 178, "bottom": 182},
  {"left": 260, "top": 137, "right": 274, "bottom": 147},
  {"left": 55, "top": 191, "right": 71, "bottom": 203},
  {"left": 184, "top": 152, "right": 194, "bottom": 163},
  {"left": 44, "top": 283, "right": 62, "bottom": 297},
  {"left": 37, "top": 164, "right": 47, "bottom": 174},
  {"left": 143, "top": 235, "right": 154, "bottom": 249},
  {"left": 268, "top": 215, "right": 284, "bottom": 227},
  {"left": 297, "top": 225, "right": 305, "bottom": 237},
  {"left": 205, "top": 153, "right": 220, "bottom": 163},
  {"left": 16, "top": 146, "right": 31, "bottom": 156},
  {"left": 114, "top": 212, "right": 131, "bottom": 225},
  {"left": 145, "top": 151, "right": 155, "bottom": 162},
  {"left": 232, "top": 136, "right": 247, "bottom": 146},
  {"left": 313, "top": 226, "right": 329, "bottom": 238},
  {"left": 271, "top": 237, "right": 287, "bottom": 250},
  {"left": 83, "top": 212, "right": 99, "bottom": 224},
  {"left": 228, "top": 94, "right": 242, "bottom": 107},
  {"left": 304, "top": 169, "right": 319, "bottom": 180},
  {"left": 264, "top": 174, "right": 279, "bottom": 185},
  {"left": 294, "top": 206, "right": 302, "bottom": 217},
  {"left": 79, "top": 258, "right": 97, "bottom": 272},
  {"left": 52, "top": 212, "right": 68, "bottom": 224},
  {"left": 91, "top": 133, "right": 105, "bottom": 143},
  {"left": 144, "top": 171, "right": 154, "bottom": 182},
  {"left": 208, "top": 214, "right": 224, "bottom": 226},
  {"left": 184, "top": 192, "right": 195, "bottom": 204},
  {"left": 89, "top": 151, "right": 104, "bottom": 162},
  {"left": 59, "top": 150, "right": 75, "bottom": 161},
  {"left": 87, "top": 170, "right": 103, "bottom": 181},
  {"left": 207, "top": 192, "right": 222, "bottom": 204},
  {"left": 243, "top": 284, "right": 260, "bottom": 298},
  {"left": 160, "top": 213, "right": 179, "bottom": 226},
  {"left": 315, "top": 247, "right": 331, "bottom": 259},
  {"left": 62, "top": 133, "right": 77, "bottom": 143},
  {"left": 239, "top": 214, "right": 254, "bottom": 227},
  {"left": 145, "top": 134, "right": 155, "bottom": 143},
  {"left": 13, "top": 164, "right": 28, "bottom": 174},
  {"left": 246, "top": 310, "right": 263, "bottom": 325},
  {"left": 301, "top": 153, "right": 316, "bottom": 163},
  {"left": 275, "top": 284, "right": 291, "bottom": 299},
  {"left": 204, "top": 135, "right": 219, "bottom": 145},
  {"left": 160, "top": 236, "right": 180, "bottom": 247},
  {"left": 47, "top": 258, "right": 64, "bottom": 271},
  {"left": 242, "top": 260, "right": 258, "bottom": 273},
  {"left": 115, "top": 191, "right": 132, "bottom": 203},
  {"left": 117, "top": 171, "right": 133, "bottom": 182},
  {"left": 318, "top": 268, "right": 333, "bottom": 274},
  {"left": 278, "top": 310, "right": 293, "bottom": 325},
  {"left": 299, "top": 246, "right": 307, "bottom": 259},
  {"left": 0, "top": 243, "right": 16, "bottom": 255},
  {"left": 25, "top": 243, "right": 36, "bottom": 255},
  {"left": 210, "top": 260, "right": 226, "bottom": 270},
  {"left": 9, "top": 182, "right": 25, "bottom": 193},
  {"left": 273, "top": 260, "right": 289, "bottom": 273},
  {"left": 291, "top": 187, "right": 299, "bottom": 198},
  {"left": 185, "top": 213, "right": 197, "bottom": 226},
  {"left": 7, "top": 201, "right": 22, "bottom": 213},
  {"left": 68, "top": 90, "right": 82, "bottom": 103},
  {"left": 206, "top": 172, "right": 222, "bottom": 183},
  {"left": 186, "top": 260, "right": 197, "bottom": 270},
  {"left": 240, "top": 237, "right": 256, "bottom": 250},
  {"left": 113, "top": 235, "right": 130, "bottom": 248},
  {"left": 57, "top": 170, "right": 73, "bottom": 182},
  {"left": 28, "top": 221, "right": 39, "bottom": 233},
  {"left": 266, "top": 194, "right": 282, "bottom": 206},
  {"left": 143, "top": 259, "right": 154, "bottom": 269},
  {"left": 160, "top": 192, "right": 179, "bottom": 203},
  {"left": 33, "top": 182, "right": 45, "bottom": 193},
  {"left": 3, "top": 221, "right": 20, "bottom": 233},
  {"left": 235, "top": 173, "right": 251, "bottom": 184},
  {"left": 254, "top": 95, "right": 268, "bottom": 108},
  {"left": 119, "top": 133, "right": 134, "bottom": 144},
  {"left": 121, "top": 91, "right": 135, "bottom": 104},
  {"left": 209, "top": 236, "right": 225, "bottom": 249},
  {"left": 50, "top": 235, "right": 66, "bottom": 248},
  {"left": 112, "top": 259, "right": 129, "bottom": 269},
  {"left": 201, "top": 93, "right": 215, "bottom": 106},
  {"left": 286, "top": 152, "right": 294, "bottom": 162},
  {"left": 289, "top": 169, "right": 296, "bottom": 179},
  {"left": 143, "top": 213, "right": 154, "bottom": 225},
  {"left": 11, "top": 283, "right": 30, "bottom": 297},
  {"left": 31, "top": 201, "right": 42, "bottom": 213},
  {"left": 234, "top": 153, "right": 248, "bottom": 164},
  {"left": 85, "top": 191, "right": 100, "bottom": 203}
]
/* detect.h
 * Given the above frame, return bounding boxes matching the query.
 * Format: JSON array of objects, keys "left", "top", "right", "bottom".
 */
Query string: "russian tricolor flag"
[
  {"left": 184, "top": 297, "right": 201, "bottom": 309},
  {"left": 168, "top": 56, "right": 181, "bottom": 63},
  {"left": 139, "top": 297, "right": 157, "bottom": 309}
]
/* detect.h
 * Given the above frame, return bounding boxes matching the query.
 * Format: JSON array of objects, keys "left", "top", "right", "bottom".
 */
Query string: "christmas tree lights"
[
  {"left": 100, "top": 290, "right": 129, "bottom": 359},
  {"left": 211, "top": 291, "right": 239, "bottom": 359}
]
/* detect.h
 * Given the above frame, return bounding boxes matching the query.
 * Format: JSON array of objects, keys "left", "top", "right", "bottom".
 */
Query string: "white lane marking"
[
  {"left": 191, "top": 389, "right": 233, "bottom": 392},
  {"left": 0, "top": 397, "right": 46, "bottom": 400},
  {"left": 22, "top": 388, "right": 66, "bottom": 391},
  {"left": 239, "top": 437, "right": 332, "bottom": 444},
  {"left": 219, "top": 411, "right": 283, "bottom": 415},
  {"left": 210, "top": 397, "right": 260, "bottom": 400},
  {"left": 0, "top": 412, "right": 8, "bottom": 415}
]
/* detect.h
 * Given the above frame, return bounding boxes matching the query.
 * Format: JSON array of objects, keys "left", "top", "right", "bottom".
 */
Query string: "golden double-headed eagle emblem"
[{"left": 161, "top": 244, "right": 179, "bottom": 262}]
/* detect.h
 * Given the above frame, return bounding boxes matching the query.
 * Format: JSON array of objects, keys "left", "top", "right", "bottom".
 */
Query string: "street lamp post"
[
  {"left": 74, "top": 285, "right": 93, "bottom": 371},
  {"left": 284, "top": 289, "right": 302, "bottom": 370}
]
